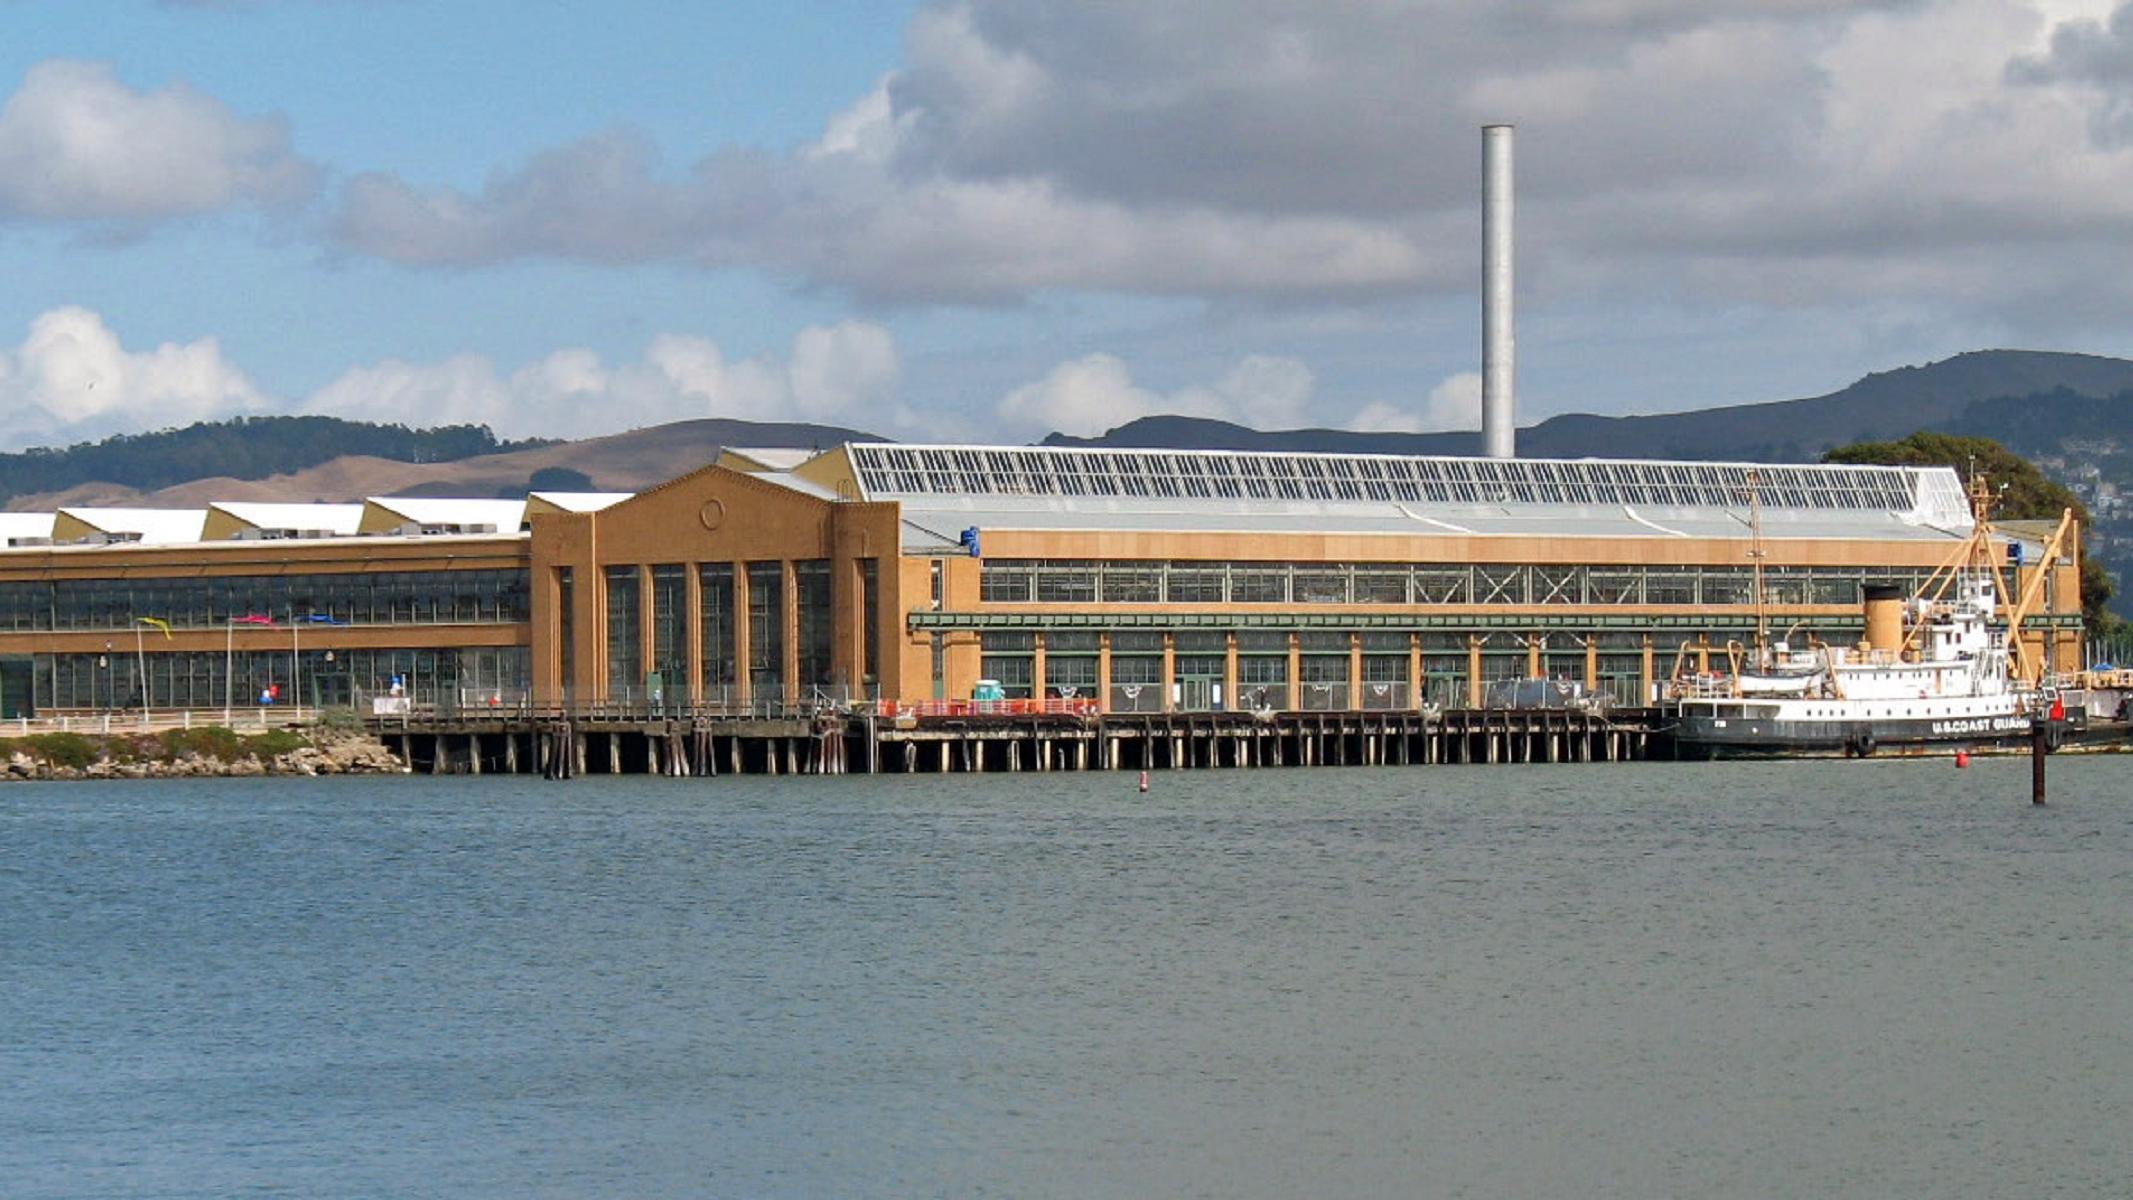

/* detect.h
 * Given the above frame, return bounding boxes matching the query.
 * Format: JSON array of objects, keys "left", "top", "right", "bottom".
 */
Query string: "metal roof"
[
  {"left": 893, "top": 498, "right": 1970, "bottom": 553},
  {"left": 853, "top": 445, "right": 1975, "bottom": 553},
  {"left": 851, "top": 444, "right": 1971, "bottom": 525}
]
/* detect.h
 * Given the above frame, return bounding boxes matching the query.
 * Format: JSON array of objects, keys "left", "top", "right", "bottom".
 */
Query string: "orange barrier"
[{"left": 879, "top": 698, "right": 1101, "bottom": 718}]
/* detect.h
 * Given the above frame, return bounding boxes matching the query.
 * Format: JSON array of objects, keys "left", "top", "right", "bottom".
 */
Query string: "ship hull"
[{"left": 1670, "top": 706, "right": 2039, "bottom": 759}]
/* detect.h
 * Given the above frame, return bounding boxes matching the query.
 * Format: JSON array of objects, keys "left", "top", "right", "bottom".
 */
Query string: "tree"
[
  {"left": 526, "top": 466, "right": 597, "bottom": 492},
  {"left": 1823, "top": 432, "right": 2117, "bottom": 631}
]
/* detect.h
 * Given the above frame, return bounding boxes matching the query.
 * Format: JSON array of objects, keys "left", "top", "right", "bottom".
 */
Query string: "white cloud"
[
  {"left": 996, "top": 352, "right": 1320, "bottom": 438},
  {"left": 997, "top": 354, "right": 1165, "bottom": 438},
  {"left": 0, "top": 60, "right": 314, "bottom": 222},
  {"left": 1353, "top": 372, "right": 1483, "bottom": 434},
  {"left": 0, "top": 306, "right": 268, "bottom": 449},
  {"left": 0, "top": 306, "right": 913, "bottom": 450},
  {"left": 315, "top": 0, "right": 2133, "bottom": 329},
  {"left": 301, "top": 321, "right": 905, "bottom": 439}
]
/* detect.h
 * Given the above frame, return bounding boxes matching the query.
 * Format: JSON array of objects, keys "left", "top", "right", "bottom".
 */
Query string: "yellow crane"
[
  {"left": 1899, "top": 475, "right": 2077, "bottom": 686},
  {"left": 2000, "top": 507, "right": 2078, "bottom": 686}
]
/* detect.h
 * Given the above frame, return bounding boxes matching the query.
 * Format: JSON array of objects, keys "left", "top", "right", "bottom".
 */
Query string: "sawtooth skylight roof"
[{"left": 849, "top": 445, "right": 1971, "bottom": 525}]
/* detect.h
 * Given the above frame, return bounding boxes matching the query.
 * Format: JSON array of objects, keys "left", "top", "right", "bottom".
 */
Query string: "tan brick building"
[{"left": 0, "top": 445, "right": 2085, "bottom": 718}]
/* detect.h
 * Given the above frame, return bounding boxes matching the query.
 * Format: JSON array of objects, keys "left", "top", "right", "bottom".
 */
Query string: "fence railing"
[
  {"left": 1, "top": 707, "right": 305, "bottom": 736},
  {"left": 347, "top": 678, "right": 1645, "bottom": 727}
]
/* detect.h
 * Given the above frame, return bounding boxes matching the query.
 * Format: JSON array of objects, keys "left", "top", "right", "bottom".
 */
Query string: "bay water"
[{"left": 4, "top": 760, "right": 2130, "bottom": 1198}]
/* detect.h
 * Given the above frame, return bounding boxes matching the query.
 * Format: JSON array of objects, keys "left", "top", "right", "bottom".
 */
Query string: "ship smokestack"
[
  {"left": 1863, "top": 584, "right": 1904, "bottom": 655},
  {"left": 1482, "top": 123, "right": 1516, "bottom": 459}
]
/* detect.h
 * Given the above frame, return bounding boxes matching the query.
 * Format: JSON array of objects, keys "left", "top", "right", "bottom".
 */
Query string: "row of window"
[
  {"left": 974, "top": 629, "right": 1798, "bottom": 653},
  {"left": 26, "top": 647, "right": 530, "bottom": 711},
  {"left": 595, "top": 560, "right": 877, "bottom": 701},
  {"left": 975, "top": 652, "right": 1658, "bottom": 707},
  {"left": 0, "top": 570, "right": 531, "bottom": 631},
  {"left": 976, "top": 561, "right": 1936, "bottom": 607}
]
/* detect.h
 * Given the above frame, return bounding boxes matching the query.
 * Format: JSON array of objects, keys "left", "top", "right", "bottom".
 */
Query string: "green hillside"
[{"left": 0, "top": 416, "right": 553, "bottom": 506}]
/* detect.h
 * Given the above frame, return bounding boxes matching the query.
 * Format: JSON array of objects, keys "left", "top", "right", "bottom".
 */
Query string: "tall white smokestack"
[{"left": 1482, "top": 123, "right": 1515, "bottom": 459}]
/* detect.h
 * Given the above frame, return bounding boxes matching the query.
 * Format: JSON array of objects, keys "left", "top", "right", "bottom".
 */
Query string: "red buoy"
[
  {"left": 1955, "top": 750, "right": 1970, "bottom": 768},
  {"left": 1138, "top": 770, "right": 1150, "bottom": 793}
]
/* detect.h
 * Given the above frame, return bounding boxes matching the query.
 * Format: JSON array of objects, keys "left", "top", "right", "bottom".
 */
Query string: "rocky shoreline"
[{"left": 2, "top": 727, "right": 409, "bottom": 782}]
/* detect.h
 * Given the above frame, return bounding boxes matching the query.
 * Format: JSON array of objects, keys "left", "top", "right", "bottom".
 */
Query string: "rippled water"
[{"left": 4, "top": 760, "right": 2131, "bottom": 1198}]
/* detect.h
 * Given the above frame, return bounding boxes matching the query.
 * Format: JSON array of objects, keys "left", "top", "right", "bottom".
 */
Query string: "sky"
[{"left": 2, "top": 0, "right": 2132, "bottom": 452}]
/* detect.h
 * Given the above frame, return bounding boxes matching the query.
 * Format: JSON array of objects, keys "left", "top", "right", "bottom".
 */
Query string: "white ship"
[{"left": 1668, "top": 478, "right": 2075, "bottom": 758}]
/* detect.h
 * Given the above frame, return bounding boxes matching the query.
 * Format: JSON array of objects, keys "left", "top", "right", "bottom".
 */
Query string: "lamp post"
[
  {"left": 134, "top": 621, "right": 148, "bottom": 715},
  {"left": 99, "top": 642, "right": 111, "bottom": 713}
]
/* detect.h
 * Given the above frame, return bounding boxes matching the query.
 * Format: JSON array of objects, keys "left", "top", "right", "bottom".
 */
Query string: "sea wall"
[{"left": 1, "top": 727, "right": 407, "bottom": 782}]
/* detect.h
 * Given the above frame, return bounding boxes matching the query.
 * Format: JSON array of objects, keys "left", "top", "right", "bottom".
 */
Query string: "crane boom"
[{"left": 2003, "top": 507, "right": 2078, "bottom": 685}]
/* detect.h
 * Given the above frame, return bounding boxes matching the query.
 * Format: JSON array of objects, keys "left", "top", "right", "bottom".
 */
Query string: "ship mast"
[{"left": 1744, "top": 468, "right": 1768, "bottom": 662}]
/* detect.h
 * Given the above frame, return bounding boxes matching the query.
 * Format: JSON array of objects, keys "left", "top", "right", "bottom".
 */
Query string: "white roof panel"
[
  {"left": 0, "top": 512, "right": 55, "bottom": 541},
  {"left": 367, "top": 497, "right": 527, "bottom": 530},
  {"left": 60, "top": 507, "right": 209, "bottom": 545},
  {"left": 723, "top": 447, "right": 818, "bottom": 471},
  {"left": 529, "top": 491, "right": 632, "bottom": 513},
  {"left": 211, "top": 502, "right": 365, "bottom": 535}
]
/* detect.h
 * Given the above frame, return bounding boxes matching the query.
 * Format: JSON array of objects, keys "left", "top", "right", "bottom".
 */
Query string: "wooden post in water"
[{"left": 2032, "top": 718, "right": 2048, "bottom": 805}]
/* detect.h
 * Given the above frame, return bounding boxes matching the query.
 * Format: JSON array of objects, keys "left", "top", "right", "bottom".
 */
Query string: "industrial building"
[{"left": 0, "top": 444, "right": 2085, "bottom": 721}]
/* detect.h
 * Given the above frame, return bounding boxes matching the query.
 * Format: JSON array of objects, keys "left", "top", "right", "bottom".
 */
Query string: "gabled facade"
[{"left": 527, "top": 462, "right": 904, "bottom": 705}]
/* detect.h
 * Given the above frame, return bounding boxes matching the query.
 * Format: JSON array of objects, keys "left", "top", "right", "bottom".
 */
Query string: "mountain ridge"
[{"left": 1043, "top": 350, "right": 2133, "bottom": 461}]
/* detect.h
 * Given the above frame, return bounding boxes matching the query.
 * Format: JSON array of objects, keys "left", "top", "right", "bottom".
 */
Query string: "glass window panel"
[
  {"left": 1164, "top": 565, "right": 1227, "bottom": 603},
  {"left": 1100, "top": 564, "right": 1161, "bottom": 604},
  {"left": 700, "top": 564, "right": 735, "bottom": 691},
  {"left": 605, "top": 566, "right": 641, "bottom": 700},
  {"left": 1293, "top": 568, "right": 1349, "bottom": 604},
  {"left": 980, "top": 561, "right": 1034, "bottom": 603},
  {"left": 747, "top": 562, "right": 784, "bottom": 699},
  {"left": 1035, "top": 563, "right": 1096, "bottom": 603},
  {"left": 1353, "top": 569, "right": 1408, "bottom": 604},
  {"left": 1230, "top": 565, "right": 1288, "bottom": 604},
  {"left": 794, "top": 560, "right": 833, "bottom": 691},
  {"left": 1413, "top": 569, "right": 1469, "bottom": 605}
]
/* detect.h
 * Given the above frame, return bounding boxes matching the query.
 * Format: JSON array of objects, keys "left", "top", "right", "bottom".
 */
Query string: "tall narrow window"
[
  {"left": 605, "top": 566, "right": 640, "bottom": 700},
  {"left": 860, "top": 558, "right": 880, "bottom": 694},
  {"left": 794, "top": 560, "right": 833, "bottom": 695},
  {"left": 650, "top": 564, "right": 687, "bottom": 703},
  {"left": 556, "top": 568, "right": 574, "bottom": 700},
  {"left": 700, "top": 563, "right": 735, "bottom": 699},
  {"left": 747, "top": 562, "right": 783, "bottom": 701}
]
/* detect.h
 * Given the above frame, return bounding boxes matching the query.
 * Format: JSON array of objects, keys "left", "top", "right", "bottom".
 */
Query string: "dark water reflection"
[{"left": 4, "top": 760, "right": 2130, "bottom": 1198}]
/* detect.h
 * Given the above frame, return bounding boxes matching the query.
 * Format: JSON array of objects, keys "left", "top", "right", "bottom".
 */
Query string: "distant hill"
[
  {"left": 1045, "top": 350, "right": 2133, "bottom": 463},
  {"left": 1042, "top": 348, "right": 2133, "bottom": 620},
  {"left": 3, "top": 417, "right": 885, "bottom": 511},
  {"left": 0, "top": 416, "right": 553, "bottom": 508}
]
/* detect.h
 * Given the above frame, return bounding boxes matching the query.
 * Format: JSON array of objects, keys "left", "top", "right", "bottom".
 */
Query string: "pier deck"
[{"left": 366, "top": 705, "right": 1664, "bottom": 777}]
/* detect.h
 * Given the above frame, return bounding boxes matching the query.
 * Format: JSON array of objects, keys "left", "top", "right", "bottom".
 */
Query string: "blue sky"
[{"left": 3, "top": 0, "right": 2132, "bottom": 451}]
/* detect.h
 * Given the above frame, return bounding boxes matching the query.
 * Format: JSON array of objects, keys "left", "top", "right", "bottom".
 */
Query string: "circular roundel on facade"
[{"left": 698, "top": 498, "right": 726, "bottom": 530}]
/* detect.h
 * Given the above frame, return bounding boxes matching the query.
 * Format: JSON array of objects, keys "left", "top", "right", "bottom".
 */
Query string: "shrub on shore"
[{"left": 3, "top": 726, "right": 315, "bottom": 768}]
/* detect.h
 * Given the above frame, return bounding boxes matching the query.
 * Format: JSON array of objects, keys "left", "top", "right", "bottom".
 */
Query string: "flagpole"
[
  {"left": 225, "top": 618, "right": 234, "bottom": 724},
  {"left": 135, "top": 620, "right": 148, "bottom": 715}
]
